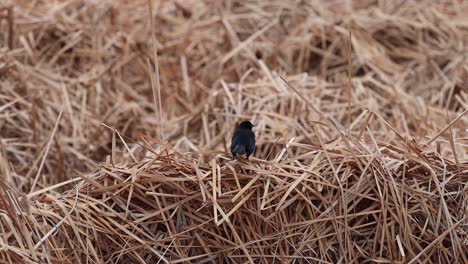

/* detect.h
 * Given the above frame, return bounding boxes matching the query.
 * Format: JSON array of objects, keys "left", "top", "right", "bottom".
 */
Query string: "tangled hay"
[
  {"left": 1, "top": 135, "right": 467, "bottom": 263},
  {"left": 1, "top": 0, "right": 468, "bottom": 263}
]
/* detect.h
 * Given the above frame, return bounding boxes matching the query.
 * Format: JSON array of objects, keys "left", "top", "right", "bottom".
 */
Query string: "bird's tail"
[{"left": 232, "top": 144, "right": 246, "bottom": 154}]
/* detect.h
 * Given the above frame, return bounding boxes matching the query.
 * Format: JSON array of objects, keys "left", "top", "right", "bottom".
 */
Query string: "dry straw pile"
[{"left": 0, "top": 0, "right": 467, "bottom": 263}]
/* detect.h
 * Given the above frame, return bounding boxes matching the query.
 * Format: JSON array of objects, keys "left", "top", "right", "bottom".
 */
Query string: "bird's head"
[{"left": 238, "top": 121, "right": 254, "bottom": 130}]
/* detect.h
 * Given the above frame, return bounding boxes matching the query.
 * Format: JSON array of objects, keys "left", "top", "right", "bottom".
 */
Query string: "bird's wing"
[
  {"left": 231, "top": 144, "right": 246, "bottom": 154},
  {"left": 246, "top": 130, "right": 256, "bottom": 153},
  {"left": 230, "top": 131, "right": 241, "bottom": 152}
]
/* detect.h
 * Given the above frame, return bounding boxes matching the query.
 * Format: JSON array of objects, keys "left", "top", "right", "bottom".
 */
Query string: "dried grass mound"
[
  {"left": 1, "top": 0, "right": 468, "bottom": 263},
  {"left": 2, "top": 0, "right": 468, "bottom": 194},
  {"left": 1, "top": 133, "right": 467, "bottom": 263}
]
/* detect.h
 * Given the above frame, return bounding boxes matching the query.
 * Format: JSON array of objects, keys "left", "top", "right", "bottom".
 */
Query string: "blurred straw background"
[{"left": 0, "top": 0, "right": 467, "bottom": 263}]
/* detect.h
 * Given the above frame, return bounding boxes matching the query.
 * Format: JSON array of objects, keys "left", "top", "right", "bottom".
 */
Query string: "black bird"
[{"left": 230, "top": 121, "right": 256, "bottom": 160}]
